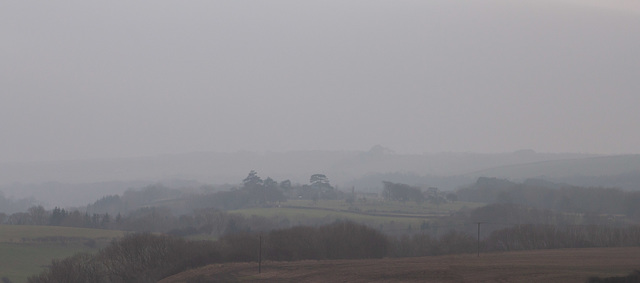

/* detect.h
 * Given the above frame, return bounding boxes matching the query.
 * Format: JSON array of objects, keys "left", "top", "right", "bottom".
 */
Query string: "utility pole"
[
  {"left": 477, "top": 222, "right": 482, "bottom": 257},
  {"left": 258, "top": 233, "right": 262, "bottom": 273}
]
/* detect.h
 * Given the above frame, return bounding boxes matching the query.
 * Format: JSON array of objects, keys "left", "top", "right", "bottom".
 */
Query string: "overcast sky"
[{"left": 2, "top": 0, "right": 639, "bottom": 162}]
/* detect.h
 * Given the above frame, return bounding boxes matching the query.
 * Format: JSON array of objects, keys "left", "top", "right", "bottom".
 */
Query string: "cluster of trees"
[
  {"left": 0, "top": 206, "right": 115, "bottom": 229},
  {"left": 0, "top": 171, "right": 347, "bottom": 235},
  {"left": 458, "top": 203, "right": 591, "bottom": 227},
  {"left": 5, "top": 179, "right": 638, "bottom": 242},
  {"left": 85, "top": 186, "right": 182, "bottom": 216},
  {"left": 33, "top": 219, "right": 640, "bottom": 282},
  {"left": 457, "top": 177, "right": 640, "bottom": 220},
  {"left": 184, "top": 171, "right": 288, "bottom": 211},
  {"left": 6, "top": 201, "right": 398, "bottom": 239},
  {"left": 382, "top": 181, "right": 424, "bottom": 203},
  {"left": 418, "top": 203, "right": 635, "bottom": 240},
  {"left": 172, "top": 171, "right": 348, "bottom": 210},
  {"left": 233, "top": 171, "right": 340, "bottom": 204},
  {"left": 85, "top": 171, "right": 341, "bottom": 216},
  {"left": 10, "top": 174, "right": 640, "bottom": 281},
  {"left": 392, "top": 223, "right": 640, "bottom": 258},
  {"left": 28, "top": 233, "right": 220, "bottom": 283},
  {"left": 484, "top": 224, "right": 640, "bottom": 251},
  {"left": 29, "top": 221, "right": 388, "bottom": 283},
  {"left": 1, "top": 203, "right": 289, "bottom": 236}
]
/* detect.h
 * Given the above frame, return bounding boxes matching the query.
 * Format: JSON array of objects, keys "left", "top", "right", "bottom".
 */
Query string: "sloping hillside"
[
  {"left": 0, "top": 149, "right": 593, "bottom": 206},
  {"left": 159, "top": 247, "right": 640, "bottom": 283},
  {"left": 464, "top": 155, "right": 640, "bottom": 190}
]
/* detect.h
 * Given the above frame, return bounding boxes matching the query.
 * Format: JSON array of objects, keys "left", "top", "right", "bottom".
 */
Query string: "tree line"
[
  {"left": 456, "top": 177, "right": 640, "bottom": 221},
  {"left": 29, "top": 220, "right": 640, "bottom": 283},
  {"left": 28, "top": 221, "right": 387, "bottom": 283},
  {"left": 3, "top": 183, "right": 638, "bottom": 240},
  {"left": 0, "top": 171, "right": 350, "bottom": 235}
]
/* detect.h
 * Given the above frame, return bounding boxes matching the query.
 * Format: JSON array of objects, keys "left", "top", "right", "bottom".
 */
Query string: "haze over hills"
[
  {"left": 3, "top": 1, "right": 640, "bottom": 282},
  {"left": 0, "top": 147, "right": 591, "bottom": 186},
  {"left": 1, "top": 0, "right": 639, "bottom": 209},
  {"left": 2, "top": 0, "right": 639, "bottom": 164},
  {"left": 4, "top": 147, "right": 640, "bottom": 208},
  {"left": 464, "top": 154, "right": 640, "bottom": 190},
  {"left": 465, "top": 154, "right": 640, "bottom": 179}
]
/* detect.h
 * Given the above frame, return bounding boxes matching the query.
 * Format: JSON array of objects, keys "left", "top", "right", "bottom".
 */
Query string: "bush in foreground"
[
  {"left": 29, "top": 221, "right": 390, "bottom": 283},
  {"left": 587, "top": 270, "right": 640, "bottom": 283},
  {"left": 28, "top": 234, "right": 221, "bottom": 283}
]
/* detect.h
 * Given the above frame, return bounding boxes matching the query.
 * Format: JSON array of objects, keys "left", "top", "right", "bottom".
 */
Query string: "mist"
[
  {"left": 4, "top": 3, "right": 640, "bottom": 281},
  {"left": 2, "top": 0, "right": 639, "bottom": 163}
]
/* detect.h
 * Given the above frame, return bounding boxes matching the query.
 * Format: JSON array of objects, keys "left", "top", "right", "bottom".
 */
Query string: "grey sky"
[{"left": 2, "top": 0, "right": 639, "bottom": 162}]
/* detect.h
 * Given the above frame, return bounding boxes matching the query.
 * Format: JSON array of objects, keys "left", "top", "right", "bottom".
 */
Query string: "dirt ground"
[{"left": 160, "top": 247, "right": 640, "bottom": 283}]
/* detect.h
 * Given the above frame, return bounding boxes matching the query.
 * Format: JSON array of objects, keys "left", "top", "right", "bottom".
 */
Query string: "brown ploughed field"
[{"left": 160, "top": 247, "right": 640, "bottom": 283}]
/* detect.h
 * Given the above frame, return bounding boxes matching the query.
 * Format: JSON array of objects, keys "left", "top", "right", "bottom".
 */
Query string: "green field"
[
  {"left": 0, "top": 200, "right": 483, "bottom": 282},
  {"left": 231, "top": 199, "right": 484, "bottom": 233},
  {"left": 0, "top": 225, "right": 124, "bottom": 283},
  {"left": 285, "top": 199, "right": 482, "bottom": 215}
]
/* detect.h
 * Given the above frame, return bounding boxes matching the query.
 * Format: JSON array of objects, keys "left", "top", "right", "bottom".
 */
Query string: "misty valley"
[
  {"left": 3, "top": 0, "right": 640, "bottom": 281},
  {"left": 2, "top": 152, "right": 640, "bottom": 282}
]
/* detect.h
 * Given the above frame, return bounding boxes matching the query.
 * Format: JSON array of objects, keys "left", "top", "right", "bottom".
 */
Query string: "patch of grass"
[
  {"left": 231, "top": 199, "right": 484, "bottom": 234},
  {"left": 285, "top": 199, "right": 483, "bottom": 215},
  {"left": 231, "top": 207, "right": 424, "bottom": 233},
  {"left": 0, "top": 225, "right": 125, "bottom": 283},
  {"left": 0, "top": 243, "right": 92, "bottom": 283},
  {"left": 232, "top": 206, "right": 385, "bottom": 221},
  {"left": 0, "top": 225, "right": 124, "bottom": 243}
]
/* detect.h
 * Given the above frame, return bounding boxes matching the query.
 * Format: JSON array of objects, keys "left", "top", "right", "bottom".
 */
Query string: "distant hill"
[
  {"left": 0, "top": 148, "right": 594, "bottom": 186},
  {"left": 463, "top": 155, "right": 640, "bottom": 190},
  {"left": 4, "top": 149, "right": 640, "bottom": 207}
]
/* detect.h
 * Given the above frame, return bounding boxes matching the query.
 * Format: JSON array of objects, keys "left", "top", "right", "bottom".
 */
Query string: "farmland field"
[
  {"left": 282, "top": 199, "right": 484, "bottom": 215},
  {"left": 160, "top": 247, "right": 640, "bottom": 283},
  {"left": 0, "top": 225, "right": 124, "bottom": 283},
  {"left": 230, "top": 199, "right": 484, "bottom": 233}
]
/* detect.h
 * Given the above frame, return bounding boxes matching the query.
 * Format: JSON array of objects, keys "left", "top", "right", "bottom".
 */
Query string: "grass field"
[
  {"left": 160, "top": 247, "right": 640, "bottom": 283},
  {"left": 232, "top": 206, "right": 427, "bottom": 230},
  {"left": 284, "top": 199, "right": 483, "bottom": 215},
  {"left": 0, "top": 200, "right": 482, "bottom": 282},
  {"left": 230, "top": 199, "right": 484, "bottom": 233},
  {"left": 0, "top": 225, "right": 124, "bottom": 283}
]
